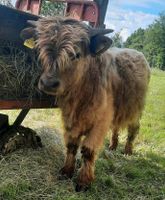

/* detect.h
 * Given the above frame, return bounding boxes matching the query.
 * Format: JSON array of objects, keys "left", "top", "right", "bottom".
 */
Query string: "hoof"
[
  {"left": 59, "top": 167, "right": 74, "bottom": 180},
  {"left": 75, "top": 183, "right": 89, "bottom": 192},
  {"left": 124, "top": 150, "right": 133, "bottom": 155},
  {"left": 109, "top": 145, "right": 117, "bottom": 151},
  {"left": 58, "top": 173, "right": 70, "bottom": 180},
  {"left": 124, "top": 144, "right": 133, "bottom": 155}
]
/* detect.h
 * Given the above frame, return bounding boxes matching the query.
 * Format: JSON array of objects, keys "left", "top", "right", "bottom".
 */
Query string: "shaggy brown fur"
[{"left": 21, "top": 17, "right": 150, "bottom": 191}]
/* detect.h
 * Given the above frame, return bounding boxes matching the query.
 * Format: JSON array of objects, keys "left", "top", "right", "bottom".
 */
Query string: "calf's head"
[{"left": 21, "top": 17, "right": 113, "bottom": 95}]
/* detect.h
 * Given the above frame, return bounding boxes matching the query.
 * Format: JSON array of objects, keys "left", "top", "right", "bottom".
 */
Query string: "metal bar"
[
  {"left": 0, "top": 99, "right": 57, "bottom": 110},
  {"left": 13, "top": 109, "right": 30, "bottom": 128},
  {"left": 94, "top": 0, "right": 109, "bottom": 28},
  {"left": 0, "top": 114, "right": 9, "bottom": 136}
]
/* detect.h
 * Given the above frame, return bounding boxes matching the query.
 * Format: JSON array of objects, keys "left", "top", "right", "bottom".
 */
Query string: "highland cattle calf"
[{"left": 21, "top": 17, "right": 150, "bottom": 191}]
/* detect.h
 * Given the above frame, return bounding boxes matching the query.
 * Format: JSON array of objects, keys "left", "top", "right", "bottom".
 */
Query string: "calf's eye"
[{"left": 76, "top": 53, "right": 81, "bottom": 59}]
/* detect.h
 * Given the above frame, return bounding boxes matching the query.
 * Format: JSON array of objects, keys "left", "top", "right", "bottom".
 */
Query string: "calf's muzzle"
[{"left": 38, "top": 75, "right": 60, "bottom": 93}]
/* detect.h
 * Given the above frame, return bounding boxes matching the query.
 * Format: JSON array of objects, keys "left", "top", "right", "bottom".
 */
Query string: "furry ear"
[
  {"left": 20, "top": 27, "right": 36, "bottom": 40},
  {"left": 90, "top": 35, "right": 113, "bottom": 56}
]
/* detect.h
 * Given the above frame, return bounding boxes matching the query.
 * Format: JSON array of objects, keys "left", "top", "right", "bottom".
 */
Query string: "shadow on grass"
[
  {"left": 95, "top": 143, "right": 165, "bottom": 200},
  {"left": 0, "top": 128, "right": 164, "bottom": 200}
]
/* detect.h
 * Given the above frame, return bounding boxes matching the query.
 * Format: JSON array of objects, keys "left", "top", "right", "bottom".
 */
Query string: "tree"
[
  {"left": 144, "top": 12, "right": 165, "bottom": 70},
  {"left": 111, "top": 32, "right": 123, "bottom": 48},
  {"left": 0, "top": 0, "right": 13, "bottom": 7},
  {"left": 124, "top": 28, "right": 145, "bottom": 52},
  {"left": 40, "top": 0, "right": 66, "bottom": 17},
  {"left": 124, "top": 12, "right": 165, "bottom": 70}
]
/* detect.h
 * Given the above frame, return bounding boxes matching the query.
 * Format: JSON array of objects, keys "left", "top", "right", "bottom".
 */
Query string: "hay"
[{"left": 0, "top": 40, "right": 45, "bottom": 100}]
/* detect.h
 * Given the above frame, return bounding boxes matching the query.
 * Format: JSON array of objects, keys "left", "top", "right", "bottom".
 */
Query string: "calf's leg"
[
  {"left": 76, "top": 145, "right": 95, "bottom": 192},
  {"left": 60, "top": 133, "right": 81, "bottom": 179},
  {"left": 125, "top": 121, "right": 140, "bottom": 155},
  {"left": 76, "top": 122, "right": 109, "bottom": 192},
  {"left": 109, "top": 127, "right": 119, "bottom": 151}
]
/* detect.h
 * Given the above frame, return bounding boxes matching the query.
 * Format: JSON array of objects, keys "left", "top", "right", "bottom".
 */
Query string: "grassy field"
[{"left": 0, "top": 69, "right": 165, "bottom": 200}]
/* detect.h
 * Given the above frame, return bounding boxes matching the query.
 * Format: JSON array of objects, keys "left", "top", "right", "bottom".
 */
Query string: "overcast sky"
[{"left": 11, "top": 0, "right": 165, "bottom": 41}]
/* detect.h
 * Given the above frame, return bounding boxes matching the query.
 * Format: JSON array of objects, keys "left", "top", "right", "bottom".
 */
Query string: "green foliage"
[
  {"left": 125, "top": 12, "right": 165, "bottom": 70},
  {"left": 112, "top": 32, "right": 123, "bottom": 48},
  {"left": 0, "top": 0, "right": 13, "bottom": 7},
  {"left": 40, "top": 0, "right": 66, "bottom": 17},
  {"left": 124, "top": 28, "right": 145, "bottom": 52}
]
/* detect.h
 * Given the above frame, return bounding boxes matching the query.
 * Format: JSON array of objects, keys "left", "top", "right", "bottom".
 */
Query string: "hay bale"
[{"left": 0, "top": 40, "right": 44, "bottom": 100}]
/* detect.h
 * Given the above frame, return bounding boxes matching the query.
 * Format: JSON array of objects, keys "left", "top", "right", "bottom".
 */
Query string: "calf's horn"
[
  {"left": 90, "top": 28, "right": 114, "bottom": 37},
  {"left": 27, "top": 20, "right": 38, "bottom": 27}
]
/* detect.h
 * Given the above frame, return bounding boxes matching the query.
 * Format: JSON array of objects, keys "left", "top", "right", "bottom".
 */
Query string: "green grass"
[{"left": 0, "top": 69, "right": 165, "bottom": 200}]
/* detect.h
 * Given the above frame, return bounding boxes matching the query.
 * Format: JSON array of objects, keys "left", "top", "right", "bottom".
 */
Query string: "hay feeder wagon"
[{"left": 0, "top": 0, "right": 109, "bottom": 153}]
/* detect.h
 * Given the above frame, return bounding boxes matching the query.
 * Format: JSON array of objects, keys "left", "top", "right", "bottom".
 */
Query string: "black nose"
[{"left": 39, "top": 78, "right": 60, "bottom": 90}]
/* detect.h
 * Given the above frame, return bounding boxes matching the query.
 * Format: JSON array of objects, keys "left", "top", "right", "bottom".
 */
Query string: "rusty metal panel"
[
  {"left": 66, "top": 1, "right": 99, "bottom": 27},
  {"left": 0, "top": 100, "right": 57, "bottom": 109},
  {"left": 15, "top": 0, "right": 42, "bottom": 15},
  {"left": 82, "top": 3, "right": 99, "bottom": 25},
  {"left": 15, "top": 0, "right": 101, "bottom": 27}
]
